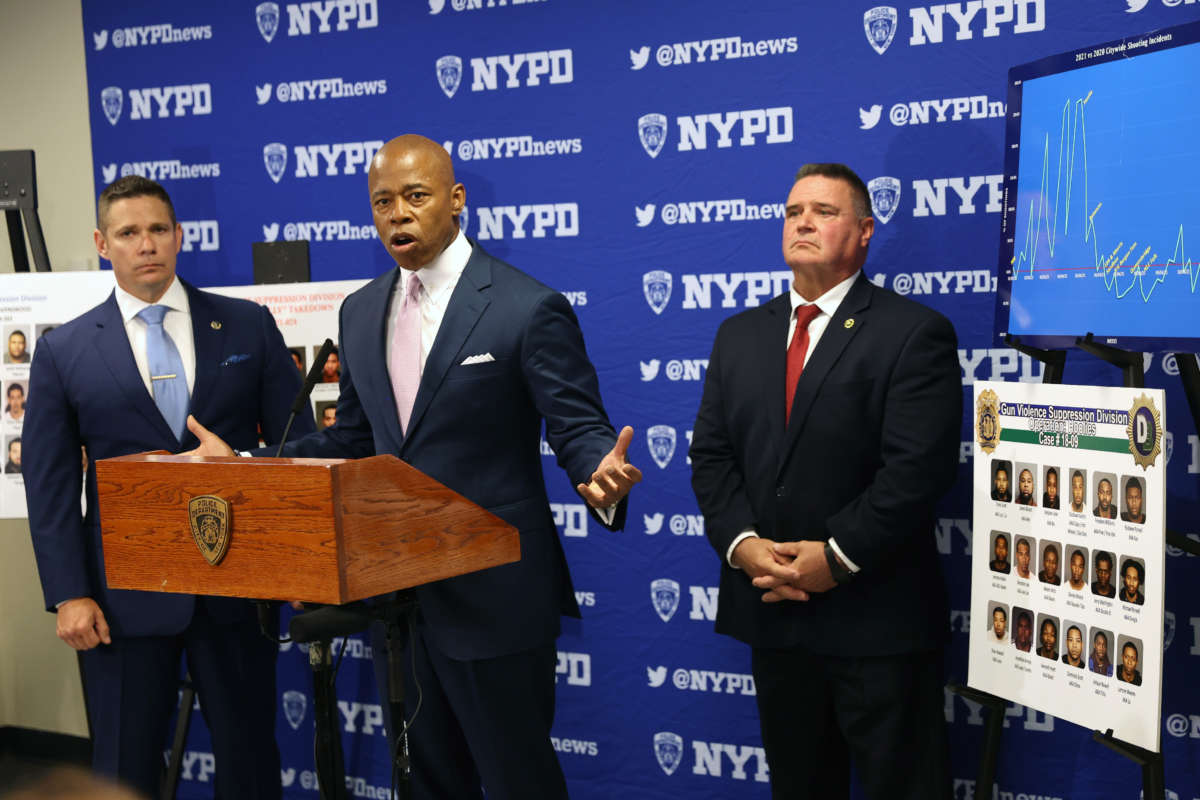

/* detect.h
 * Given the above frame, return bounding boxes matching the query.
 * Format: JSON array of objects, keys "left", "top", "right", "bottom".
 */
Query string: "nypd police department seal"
[{"left": 188, "top": 494, "right": 232, "bottom": 566}]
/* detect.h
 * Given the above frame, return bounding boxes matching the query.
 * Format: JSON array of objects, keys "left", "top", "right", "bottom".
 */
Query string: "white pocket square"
[{"left": 460, "top": 352, "right": 495, "bottom": 365}]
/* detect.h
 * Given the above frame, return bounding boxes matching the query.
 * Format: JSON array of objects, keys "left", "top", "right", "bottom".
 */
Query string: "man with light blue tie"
[{"left": 23, "top": 176, "right": 312, "bottom": 798}]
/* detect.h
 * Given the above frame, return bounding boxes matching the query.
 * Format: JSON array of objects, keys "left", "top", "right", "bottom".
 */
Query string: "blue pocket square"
[{"left": 220, "top": 353, "right": 252, "bottom": 366}]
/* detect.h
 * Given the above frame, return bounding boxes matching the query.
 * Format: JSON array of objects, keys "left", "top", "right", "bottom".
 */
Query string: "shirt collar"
[
  {"left": 789, "top": 270, "right": 859, "bottom": 318},
  {"left": 115, "top": 274, "right": 190, "bottom": 324},
  {"left": 399, "top": 228, "right": 471, "bottom": 302}
]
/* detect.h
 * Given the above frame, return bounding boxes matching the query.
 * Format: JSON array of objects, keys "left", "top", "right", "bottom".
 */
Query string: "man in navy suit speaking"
[
  {"left": 189, "top": 135, "right": 641, "bottom": 799},
  {"left": 23, "top": 176, "right": 312, "bottom": 798},
  {"left": 690, "top": 163, "right": 960, "bottom": 799}
]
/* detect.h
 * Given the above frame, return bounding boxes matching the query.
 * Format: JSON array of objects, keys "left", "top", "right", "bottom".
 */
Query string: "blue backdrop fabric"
[{"left": 78, "top": 2, "right": 1200, "bottom": 798}]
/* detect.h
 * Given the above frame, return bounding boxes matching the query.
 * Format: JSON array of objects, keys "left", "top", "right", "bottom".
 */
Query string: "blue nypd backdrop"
[{"left": 80, "top": 2, "right": 1200, "bottom": 798}]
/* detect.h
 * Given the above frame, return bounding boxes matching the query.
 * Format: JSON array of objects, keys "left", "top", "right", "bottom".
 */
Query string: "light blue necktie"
[{"left": 137, "top": 304, "right": 188, "bottom": 440}]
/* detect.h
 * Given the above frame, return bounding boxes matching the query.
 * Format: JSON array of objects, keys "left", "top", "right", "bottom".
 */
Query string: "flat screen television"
[{"left": 995, "top": 20, "right": 1200, "bottom": 350}]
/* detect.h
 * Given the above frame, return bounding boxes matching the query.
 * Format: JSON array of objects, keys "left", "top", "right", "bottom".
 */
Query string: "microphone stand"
[{"left": 288, "top": 594, "right": 418, "bottom": 800}]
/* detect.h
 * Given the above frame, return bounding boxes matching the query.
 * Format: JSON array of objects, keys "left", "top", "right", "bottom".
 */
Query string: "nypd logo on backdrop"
[{"left": 81, "top": 1, "right": 1200, "bottom": 797}]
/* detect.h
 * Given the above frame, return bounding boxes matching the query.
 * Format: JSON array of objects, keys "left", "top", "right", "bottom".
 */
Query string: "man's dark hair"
[
  {"left": 1123, "top": 641, "right": 1138, "bottom": 658},
  {"left": 1072, "top": 469, "right": 1084, "bottom": 482},
  {"left": 1016, "top": 610, "right": 1032, "bottom": 625},
  {"left": 1125, "top": 476, "right": 1143, "bottom": 495},
  {"left": 9, "top": 330, "right": 25, "bottom": 340},
  {"left": 994, "top": 533, "right": 1008, "bottom": 547},
  {"left": 1095, "top": 550, "right": 1113, "bottom": 569},
  {"left": 794, "top": 163, "right": 871, "bottom": 218},
  {"left": 993, "top": 606, "right": 1006, "bottom": 619},
  {"left": 1121, "top": 558, "right": 1144, "bottom": 583},
  {"left": 98, "top": 175, "right": 177, "bottom": 232}
]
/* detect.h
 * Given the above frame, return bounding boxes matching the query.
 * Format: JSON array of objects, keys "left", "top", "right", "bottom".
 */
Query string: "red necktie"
[{"left": 785, "top": 304, "right": 821, "bottom": 425}]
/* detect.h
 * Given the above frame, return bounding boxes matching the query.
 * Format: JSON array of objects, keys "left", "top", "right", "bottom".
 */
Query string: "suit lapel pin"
[
  {"left": 844, "top": 318, "right": 855, "bottom": 329},
  {"left": 210, "top": 320, "right": 222, "bottom": 330}
]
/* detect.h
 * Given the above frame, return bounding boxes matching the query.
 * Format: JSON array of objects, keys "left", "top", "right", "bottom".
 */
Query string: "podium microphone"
[{"left": 275, "top": 337, "right": 334, "bottom": 457}]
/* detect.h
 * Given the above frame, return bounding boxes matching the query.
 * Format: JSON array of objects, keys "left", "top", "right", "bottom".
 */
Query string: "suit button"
[{"left": 776, "top": 486, "right": 786, "bottom": 497}]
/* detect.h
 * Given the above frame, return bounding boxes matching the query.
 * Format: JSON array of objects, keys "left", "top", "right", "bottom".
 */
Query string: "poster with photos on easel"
[{"left": 967, "top": 380, "right": 1165, "bottom": 752}]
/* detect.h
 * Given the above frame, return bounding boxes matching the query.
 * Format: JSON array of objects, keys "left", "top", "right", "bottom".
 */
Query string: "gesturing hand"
[
  {"left": 576, "top": 426, "right": 642, "bottom": 508},
  {"left": 182, "top": 415, "right": 235, "bottom": 457}
]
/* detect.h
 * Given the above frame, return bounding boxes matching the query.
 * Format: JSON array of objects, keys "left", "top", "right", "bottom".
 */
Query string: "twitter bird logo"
[
  {"left": 429, "top": 0, "right": 445, "bottom": 13},
  {"left": 647, "top": 666, "right": 668, "bottom": 687},
  {"left": 643, "top": 512, "right": 664, "bottom": 534},
  {"left": 93, "top": 30, "right": 108, "bottom": 50},
  {"left": 630, "top": 46, "right": 650, "bottom": 70},
  {"left": 640, "top": 359, "right": 660, "bottom": 382},
  {"left": 101, "top": 164, "right": 118, "bottom": 184},
  {"left": 858, "top": 104, "right": 882, "bottom": 130},
  {"left": 1125, "top": 0, "right": 1149, "bottom": 11},
  {"left": 262, "top": 223, "right": 279, "bottom": 242},
  {"left": 255, "top": 84, "right": 273, "bottom": 105},
  {"left": 635, "top": 204, "right": 656, "bottom": 227}
]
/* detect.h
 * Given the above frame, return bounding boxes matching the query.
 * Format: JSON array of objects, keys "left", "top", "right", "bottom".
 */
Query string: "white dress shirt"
[
  {"left": 385, "top": 229, "right": 472, "bottom": 375},
  {"left": 726, "top": 271, "right": 862, "bottom": 573},
  {"left": 113, "top": 276, "right": 196, "bottom": 396}
]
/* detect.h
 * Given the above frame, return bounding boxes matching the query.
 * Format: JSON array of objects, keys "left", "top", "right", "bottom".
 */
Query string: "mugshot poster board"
[
  {"left": 968, "top": 380, "right": 1166, "bottom": 751},
  {"left": 0, "top": 271, "right": 367, "bottom": 519},
  {"left": 0, "top": 271, "right": 118, "bottom": 519}
]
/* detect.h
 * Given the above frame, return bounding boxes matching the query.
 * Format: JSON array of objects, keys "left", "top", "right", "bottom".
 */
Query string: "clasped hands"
[{"left": 732, "top": 537, "right": 836, "bottom": 602}]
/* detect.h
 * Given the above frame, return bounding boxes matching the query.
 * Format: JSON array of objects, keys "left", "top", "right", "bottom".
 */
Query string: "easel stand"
[
  {"left": 289, "top": 595, "right": 419, "bottom": 800},
  {"left": 948, "top": 684, "right": 1007, "bottom": 795},
  {"left": 964, "top": 334, "right": 1197, "bottom": 800}
]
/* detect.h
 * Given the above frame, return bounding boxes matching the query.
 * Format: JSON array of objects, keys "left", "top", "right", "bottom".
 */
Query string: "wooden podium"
[{"left": 95, "top": 453, "right": 521, "bottom": 604}]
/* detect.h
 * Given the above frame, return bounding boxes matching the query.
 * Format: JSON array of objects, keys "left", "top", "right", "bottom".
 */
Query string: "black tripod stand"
[{"left": 288, "top": 594, "right": 419, "bottom": 800}]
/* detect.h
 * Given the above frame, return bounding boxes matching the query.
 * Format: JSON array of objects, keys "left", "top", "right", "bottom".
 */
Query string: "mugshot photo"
[
  {"left": 1011, "top": 607, "right": 1034, "bottom": 653},
  {"left": 1115, "top": 634, "right": 1144, "bottom": 686},
  {"left": 1120, "top": 475, "right": 1146, "bottom": 524},
  {"left": 1091, "top": 550, "right": 1117, "bottom": 598},
  {"left": 313, "top": 343, "right": 340, "bottom": 383},
  {"left": 4, "top": 380, "right": 27, "bottom": 426},
  {"left": 288, "top": 346, "right": 306, "bottom": 374},
  {"left": 1037, "top": 539, "right": 1062, "bottom": 586},
  {"left": 990, "top": 459, "right": 1013, "bottom": 502},
  {"left": 4, "top": 435, "right": 21, "bottom": 475},
  {"left": 1013, "top": 536, "right": 1034, "bottom": 581},
  {"left": 1042, "top": 465, "right": 1061, "bottom": 509},
  {"left": 1092, "top": 471, "right": 1118, "bottom": 519},
  {"left": 1035, "top": 613, "right": 1060, "bottom": 661},
  {"left": 1064, "top": 545, "right": 1089, "bottom": 592},
  {"left": 2, "top": 326, "right": 31, "bottom": 365},
  {"left": 989, "top": 531, "right": 1011, "bottom": 574},
  {"left": 1088, "top": 627, "right": 1115, "bottom": 677},
  {"left": 1014, "top": 462, "right": 1037, "bottom": 506},
  {"left": 1118, "top": 555, "right": 1145, "bottom": 607},
  {"left": 34, "top": 322, "right": 59, "bottom": 344},
  {"left": 1060, "top": 621, "right": 1086, "bottom": 669},
  {"left": 1066, "top": 467, "right": 1087, "bottom": 513},
  {"left": 986, "top": 601, "right": 1009, "bottom": 644},
  {"left": 315, "top": 400, "right": 338, "bottom": 430}
]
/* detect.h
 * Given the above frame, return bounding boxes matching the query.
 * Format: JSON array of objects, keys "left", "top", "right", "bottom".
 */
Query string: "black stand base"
[
  {"left": 1093, "top": 729, "right": 1164, "bottom": 800},
  {"left": 948, "top": 684, "right": 1007, "bottom": 799},
  {"left": 1004, "top": 335, "right": 1065, "bottom": 384},
  {"left": 1075, "top": 333, "right": 1145, "bottom": 388},
  {"left": 289, "top": 594, "right": 419, "bottom": 800}
]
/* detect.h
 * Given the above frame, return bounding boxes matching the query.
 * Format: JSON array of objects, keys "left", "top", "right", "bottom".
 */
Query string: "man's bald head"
[
  {"left": 368, "top": 134, "right": 465, "bottom": 270},
  {"left": 370, "top": 135, "right": 456, "bottom": 185}
]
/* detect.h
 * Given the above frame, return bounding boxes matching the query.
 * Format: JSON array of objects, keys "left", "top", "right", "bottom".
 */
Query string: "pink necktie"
[{"left": 390, "top": 273, "right": 422, "bottom": 434}]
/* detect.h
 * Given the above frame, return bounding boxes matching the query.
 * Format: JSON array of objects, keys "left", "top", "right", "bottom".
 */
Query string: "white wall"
[{"left": 0, "top": 0, "right": 97, "bottom": 737}]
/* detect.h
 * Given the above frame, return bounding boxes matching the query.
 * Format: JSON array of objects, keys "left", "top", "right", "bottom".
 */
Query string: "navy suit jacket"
[
  {"left": 690, "top": 274, "right": 961, "bottom": 657},
  {"left": 24, "top": 281, "right": 312, "bottom": 638},
  {"left": 274, "top": 242, "right": 622, "bottom": 660}
]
